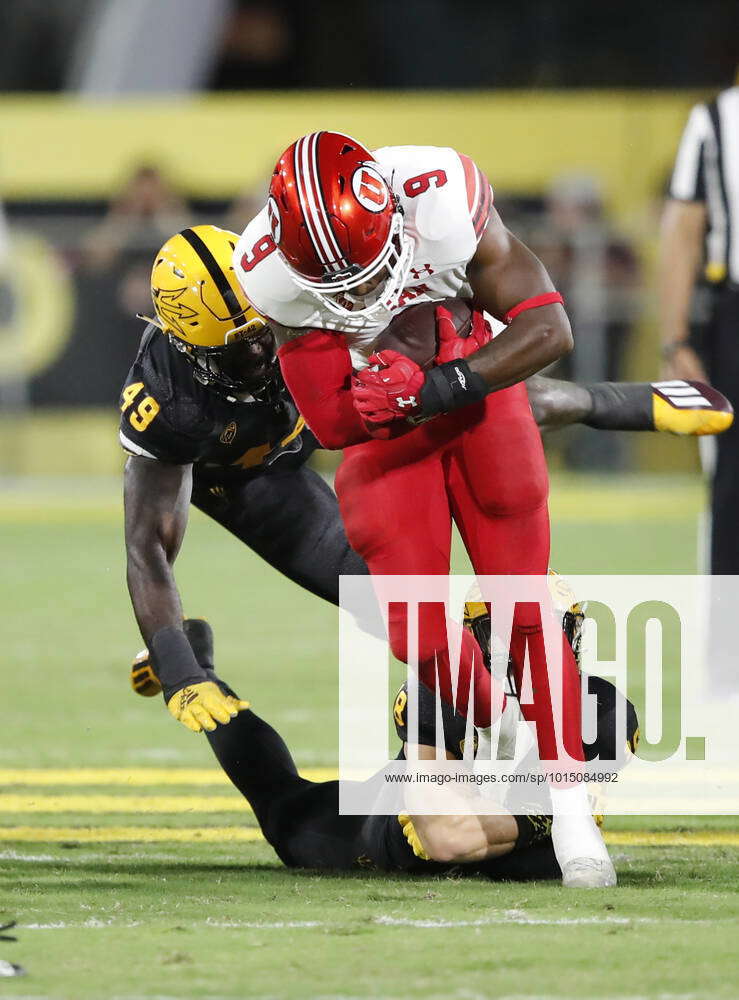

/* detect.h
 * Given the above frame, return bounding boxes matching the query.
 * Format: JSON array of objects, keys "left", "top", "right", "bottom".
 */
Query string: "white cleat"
[{"left": 561, "top": 856, "right": 617, "bottom": 889}]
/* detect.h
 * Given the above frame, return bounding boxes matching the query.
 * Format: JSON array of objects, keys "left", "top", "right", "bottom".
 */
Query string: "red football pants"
[{"left": 335, "top": 382, "right": 583, "bottom": 763}]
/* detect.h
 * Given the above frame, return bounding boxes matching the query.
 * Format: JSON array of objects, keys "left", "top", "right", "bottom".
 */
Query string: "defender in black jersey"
[
  {"left": 123, "top": 225, "right": 732, "bottom": 734},
  {"left": 162, "top": 619, "right": 637, "bottom": 879},
  {"left": 121, "top": 320, "right": 361, "bottom": 604},
  {"left": 122, "top": 226, "right": 371, "bottom": 732}
]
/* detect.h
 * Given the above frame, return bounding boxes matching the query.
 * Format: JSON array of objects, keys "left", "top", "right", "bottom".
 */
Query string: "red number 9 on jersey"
[
  {"left": 403, "top": 170, "right": 448, "bottom": 198},
  {"left": 240, "top": 235, "right": 277, "bottom": 272}
]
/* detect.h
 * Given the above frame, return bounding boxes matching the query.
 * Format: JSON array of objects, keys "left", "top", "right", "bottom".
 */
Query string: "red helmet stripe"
[
  {"left": 295, "top": 132, "right": 348, "bottom": 275},
  {"left": 301, "top": 132, "right": 339, "bottom": 269},
  {"left": 294, "top": 134, "right": 332, "bottom": 269},
  {"left": 307, "top": 132, "right": 348, "bottom": 271}
]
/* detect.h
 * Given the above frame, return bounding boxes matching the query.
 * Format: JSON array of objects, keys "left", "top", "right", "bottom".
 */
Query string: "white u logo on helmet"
[{"left": 352, "top": 165, "right": 389, "bottom": 213}]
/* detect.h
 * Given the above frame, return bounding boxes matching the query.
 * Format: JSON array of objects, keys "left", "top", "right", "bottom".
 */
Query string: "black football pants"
[
  {"left": 206, "top": 706, "right": 560, "bottom": 880},
  {"left": 191, "top": 465, "right": 368, "bottom": 604},
  {"left": 205, "top": 705, "right": 422, "bottom": 871}
]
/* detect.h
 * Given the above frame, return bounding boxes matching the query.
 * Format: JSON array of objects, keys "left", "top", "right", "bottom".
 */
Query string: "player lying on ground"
[
  {"left": 234, "top": 134, "right": 731, "bottom": 886},
  {"left": 132, "top": 617, "right": 638, "bottom": 883},
  {"left": 122, "top": 225, "right": 730, "bottom": 732}
]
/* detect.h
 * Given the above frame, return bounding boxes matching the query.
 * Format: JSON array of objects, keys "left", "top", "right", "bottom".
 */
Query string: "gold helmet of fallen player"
[{"left": 147, "top": 225, "right": 274, "bottom": 395}]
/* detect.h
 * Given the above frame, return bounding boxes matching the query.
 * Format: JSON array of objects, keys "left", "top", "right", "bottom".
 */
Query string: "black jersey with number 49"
[{"left": 119, "top": 325, "right": 316, "bottom": 482}]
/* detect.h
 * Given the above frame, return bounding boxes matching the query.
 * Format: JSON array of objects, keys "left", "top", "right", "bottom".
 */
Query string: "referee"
[{"left": 659, "top": 83, "right": 739, "bottom": 575}]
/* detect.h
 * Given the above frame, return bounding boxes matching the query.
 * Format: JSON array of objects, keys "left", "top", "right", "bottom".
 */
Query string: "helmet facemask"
[
  {"left": 168, "top": 319, "right": 276, "bottom": 398},
  {"left": 287, "top": 211, "right": 415, "bottom": 324}
]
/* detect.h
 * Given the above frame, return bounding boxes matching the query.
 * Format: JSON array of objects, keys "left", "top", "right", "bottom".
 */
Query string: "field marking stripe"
[
  {"left": 24, "top": 919, "right": 322, "bottom": 930},
  {"left": 0, "top": 485, "right": 705, "bottom": 526},
  {"left": 0, "top": 767, "right": 337, "bottom": 785},
  {"left": 606, "top": 830, "right": 739, "bottom": 846},
  {"left": 0, "top": 794, "right": 254, "bottom": 813},
  {"left": 9, "top": 766, "right": 739, "bottom": 786},
  {"left": 0, "top": 826, "right": 264, "bottom": 843},
  {"left": 0, "top": 508, "right": 701, "bottom": 526},
  {"left": 15, "top": 917, "right": 716, "bottom": 932},
  {"left": 6, "top": 795, "right": 739, "bottom": 827},
  {"left": 0, "top": 826, "right": 738, "bottom": 845}
]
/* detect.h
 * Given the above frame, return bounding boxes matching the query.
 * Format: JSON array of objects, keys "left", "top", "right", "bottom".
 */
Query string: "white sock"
[
  {"left": 476, "top": 701, "right": 528, "bottom": 763},
  {"left": 550, "top": 785, "right": 610, "bottom": 868},
  {"left": 476, "top": 725, "right": 492, "bottom": 761}
]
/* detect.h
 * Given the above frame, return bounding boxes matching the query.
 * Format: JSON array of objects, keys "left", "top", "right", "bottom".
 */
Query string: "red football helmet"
[{"left": 268, "top": 131, "right": 414, "bottom": 320}]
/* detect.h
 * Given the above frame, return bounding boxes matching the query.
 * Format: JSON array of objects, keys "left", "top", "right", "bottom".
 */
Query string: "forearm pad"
[
  {"left": 583, "top": 382, "right": 654, "bottom": 431},
  {"left": 418, "top": 360, "right": 488, "bottom": 418},
  {"left": 149, "top": 625, "right": 208, "bottom": 701}
]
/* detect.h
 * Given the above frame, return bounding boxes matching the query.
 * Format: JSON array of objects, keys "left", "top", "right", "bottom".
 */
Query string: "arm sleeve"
[
  {"left": 277, "top": 330, "right": 372, "bottom": 450},
  {"left": 119, "top": 381, "right": 202, "bottom": 464},
  {"left": 669, "top": 104, "right": 711, "bottom": 202},
  {"left": 119, "top": 412, "right": 199, "bottom": 464}
]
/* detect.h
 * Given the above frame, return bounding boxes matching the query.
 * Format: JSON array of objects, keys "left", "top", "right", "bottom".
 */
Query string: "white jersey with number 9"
[{"left": 234, "top": 145, "right": 495, "bottom": 368}]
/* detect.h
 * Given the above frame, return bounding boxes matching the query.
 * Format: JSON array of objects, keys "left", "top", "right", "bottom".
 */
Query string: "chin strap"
[{"left": 504, "top": 291, "right": 564, "bottom": 325}]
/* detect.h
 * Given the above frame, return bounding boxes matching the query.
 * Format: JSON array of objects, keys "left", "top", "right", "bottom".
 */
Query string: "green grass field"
[{"left": 2, "top": 472, "right": 737, "bottom": 1000}]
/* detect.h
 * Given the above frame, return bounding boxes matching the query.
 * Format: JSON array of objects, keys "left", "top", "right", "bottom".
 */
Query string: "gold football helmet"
[{"left": 147, "top": 225, "right": 273, "bottom": 394}]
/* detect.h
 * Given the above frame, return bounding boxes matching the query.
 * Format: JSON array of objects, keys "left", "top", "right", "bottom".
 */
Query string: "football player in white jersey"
[
  {"left": 231, "top": 132, "right": 647, "bottom": 887},
  {"left": 235, "top": 139, "right": 562, "bottom": 377}
]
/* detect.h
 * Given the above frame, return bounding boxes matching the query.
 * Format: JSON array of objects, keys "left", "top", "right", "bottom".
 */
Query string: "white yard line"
[
  {"left": 19, "top": 913, "right": 719, "bottom": 933},
  {"left": 21, "top": 919, "right": 320, "bottom": 931},
  {"left": 373, "top": 912, "right": 712, "bottom": 928},
  {"left": 204, "top": 919, "right": 322, "bottom": 929},
  {"left": 0, "top": 849, "right": 57, "bottom": 862},
  {"left": 0, "top": 994, "right": 708, "bottom": 1000}
]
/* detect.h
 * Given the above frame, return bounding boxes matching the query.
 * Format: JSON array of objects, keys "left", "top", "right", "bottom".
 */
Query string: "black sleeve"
[
  {"left": 119, "top": 374, "right": 203, "bottom": 464},
  {"left": 118, "top": 327, "right": 210, "bottom": 464}
]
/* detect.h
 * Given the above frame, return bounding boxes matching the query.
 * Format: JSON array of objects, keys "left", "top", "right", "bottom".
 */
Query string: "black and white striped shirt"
[{"left": 670, "top": 86, "right": 739, "bottom": 285}]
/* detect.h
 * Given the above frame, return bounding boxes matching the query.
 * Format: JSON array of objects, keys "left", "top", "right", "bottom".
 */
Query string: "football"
[{"left": 372, "top": 297, "right": 473, "bottom": 370}]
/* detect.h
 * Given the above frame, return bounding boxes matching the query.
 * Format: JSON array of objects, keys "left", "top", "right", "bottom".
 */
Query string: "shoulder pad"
[
  {"left": 376, "top": 145, "right": 484, "bottom": 260},
  {"left": 119, "top": 330, "right": 214, "bottom": 463},
  {"left": 234, "top": 208, "right": 306, "bottom": 316}
]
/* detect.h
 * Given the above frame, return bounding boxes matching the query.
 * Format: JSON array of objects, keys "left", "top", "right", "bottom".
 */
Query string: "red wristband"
[{"left": 504, "top": 292, "right": 564, "bottom": 325}]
